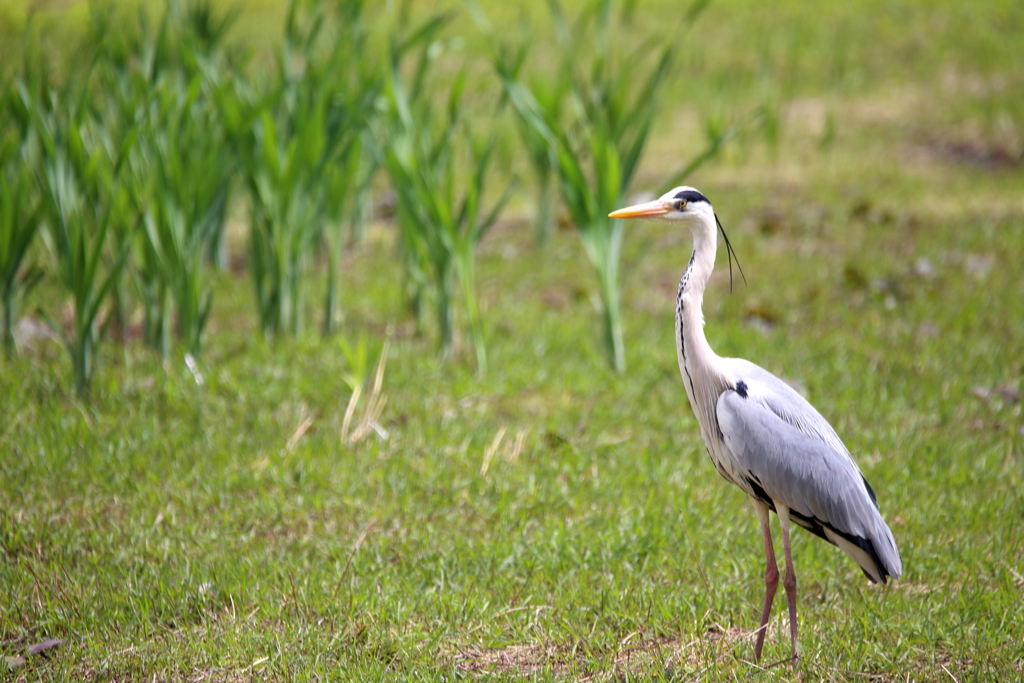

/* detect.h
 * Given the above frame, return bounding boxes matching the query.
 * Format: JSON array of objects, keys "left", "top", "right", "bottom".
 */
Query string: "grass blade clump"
[
  {"left": 321, "top": 135, "right": 375, "bottom": 335},
  {"left": 499, "top": 0, "right": 727, "bottom": 373},
  {"left": 312, "top": 1, "right": 382, "bottom": 336},
  {"left": 0, "top": 156, "right": 43, "bottom": 354},
  {"left": 495, "top": 36, "right": 570, "bottom": 246},
  {"left": 135, "top": 76, "right": 233, "bottom": 356},
  {"left": 121, "top": 3, "right": 238, "bottom": 356},
  {"left": 230, "top": 0, "right": 380, "bottom": 340},
  {"left": 247, "top": 103, "right": 321, "bottom": 339},
  {"left": 378, "top": 40, "right": 513, "bottom": 375},
  {"left": 0, "top": 80, "right": 45, "bottom": 354},
  {"left": 33, "top": 86, "right": 138, "bottom": 396},
  {"left": 338, "top": 334, "right": 390, "bottom": 444},
  {"left": 78, "top": 1, "right": 240, "bottom": 354}
]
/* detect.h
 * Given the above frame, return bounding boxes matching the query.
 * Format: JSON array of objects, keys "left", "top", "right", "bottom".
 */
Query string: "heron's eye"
[{"left": 675, "top": 199, "right": 687, "bottom": 212}]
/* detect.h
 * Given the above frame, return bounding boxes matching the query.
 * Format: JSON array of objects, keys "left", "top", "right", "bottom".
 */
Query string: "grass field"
[{"left": 2, "top": 0, "right": 1023, "bottom": 680}]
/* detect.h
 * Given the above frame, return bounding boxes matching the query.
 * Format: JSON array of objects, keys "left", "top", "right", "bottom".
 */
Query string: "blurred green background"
[{"left": 1, "top": 0, "right": 1022, "bottom": 680}]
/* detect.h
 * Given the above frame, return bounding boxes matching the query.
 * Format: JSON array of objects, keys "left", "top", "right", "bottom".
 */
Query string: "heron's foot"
[{"left": 753, "top": 625, "right": 767, "bottom": 663}]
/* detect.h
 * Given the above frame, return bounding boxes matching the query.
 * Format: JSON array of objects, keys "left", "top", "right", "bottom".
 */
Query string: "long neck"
[
  {"left": 675, "top": 230, "right": 727, "bottom": 439},
  {"left": 676, "top": 229, "right": 718, "bottom": 362}
]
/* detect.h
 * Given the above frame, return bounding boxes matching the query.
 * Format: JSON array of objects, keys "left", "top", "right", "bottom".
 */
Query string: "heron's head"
[
  {"left": 609, "top": 186, "right": 745, "bottom": 289},
  {"left": 609, "top": 186, "right": 716, "bottom": 233}
]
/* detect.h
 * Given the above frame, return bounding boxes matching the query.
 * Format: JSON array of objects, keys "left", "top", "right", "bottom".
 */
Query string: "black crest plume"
[{"left": 715, "top": 213, "right": 746, "bottom": 293}]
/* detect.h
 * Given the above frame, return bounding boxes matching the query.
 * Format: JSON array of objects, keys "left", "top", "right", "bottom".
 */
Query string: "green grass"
[{"left": 2, "top": 0, "right": 1024, "bottom": 680}]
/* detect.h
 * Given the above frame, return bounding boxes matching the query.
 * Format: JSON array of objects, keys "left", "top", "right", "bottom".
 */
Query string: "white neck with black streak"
[{"left": 674, "top": 203, "right": 733, "bottom": 470}]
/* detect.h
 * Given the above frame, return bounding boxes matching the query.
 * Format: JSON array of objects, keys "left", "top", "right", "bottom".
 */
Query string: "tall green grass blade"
[
  {"left": 0, "top": 158, "right": 44, "bottom": 354},
  {"left": 499, "top": 0, "right": 685, "bottom": 372},
  {"left": 38, "top": 106, "right": 139, "bottom": 396},
  {"left": 224, "top": 0, "right": 382, "bottom": 340},
  {"left": 379, "top": 40, "right": 510, "bottom": 374}
]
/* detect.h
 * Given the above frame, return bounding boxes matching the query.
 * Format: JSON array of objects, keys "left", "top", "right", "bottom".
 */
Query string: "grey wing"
[{"left": 716, "top": 375, "right": 902, "bottom": 583}]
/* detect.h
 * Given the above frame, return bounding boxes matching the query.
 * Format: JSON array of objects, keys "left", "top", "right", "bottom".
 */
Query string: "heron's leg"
[
  {"left": 776, "top": 505, "right": 799, "bottom": 662},
  {"left": 753, "top": 500, "right": 778, "bottom": 662}
]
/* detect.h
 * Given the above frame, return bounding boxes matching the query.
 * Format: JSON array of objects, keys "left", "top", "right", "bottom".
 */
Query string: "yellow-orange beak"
[{"left": 608, "top": 200, "right": 671, "bottom": 220}]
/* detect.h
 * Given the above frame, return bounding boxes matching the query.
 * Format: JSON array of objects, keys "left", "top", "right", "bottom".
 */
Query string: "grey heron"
[{"left": 609, "top": 187, "right": 902, "bottom": 663}]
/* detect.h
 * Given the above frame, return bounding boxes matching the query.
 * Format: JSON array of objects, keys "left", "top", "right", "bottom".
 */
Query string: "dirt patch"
[
  {"left": 449, "top": 627, "right": 757, "bottom": 679},
  {"left": 452, "top": 642, "right": 564, "bottom": 675},
  {"left": 928, "top": 138, "right": 1023, "bottom": 170}
]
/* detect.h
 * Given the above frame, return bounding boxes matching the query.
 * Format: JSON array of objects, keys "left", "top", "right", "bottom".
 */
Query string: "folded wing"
[{"left": 716, "top": 367, "right": 902, "bottom": 583}]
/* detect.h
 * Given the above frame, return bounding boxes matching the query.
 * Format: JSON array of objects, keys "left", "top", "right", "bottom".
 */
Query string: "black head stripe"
[{"left": 673, "top": 189, "right": 710, "bottom": 204}]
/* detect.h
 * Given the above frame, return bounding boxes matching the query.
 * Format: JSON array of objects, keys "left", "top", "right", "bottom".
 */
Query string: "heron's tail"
[{"left": 828, "top": 516, "right": 901, "bottom": 584}]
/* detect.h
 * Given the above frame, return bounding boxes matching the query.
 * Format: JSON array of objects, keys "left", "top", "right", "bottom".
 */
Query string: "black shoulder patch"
[
  {"left": 735, "top": 380, "right": 748, "bottom": 398},
  {"left": 673, "top": 189, "right": 710, "bottom": 204}
]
